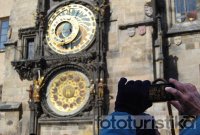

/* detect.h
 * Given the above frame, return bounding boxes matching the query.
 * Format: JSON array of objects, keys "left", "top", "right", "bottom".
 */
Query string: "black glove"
[{"left": 115, "top": 77, "right": 152, "bottom": 115}]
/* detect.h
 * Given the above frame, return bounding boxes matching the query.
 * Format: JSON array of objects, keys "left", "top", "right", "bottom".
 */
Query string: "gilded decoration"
[{"left": 46, "top": 70, "right": 93, "bottom": 116}]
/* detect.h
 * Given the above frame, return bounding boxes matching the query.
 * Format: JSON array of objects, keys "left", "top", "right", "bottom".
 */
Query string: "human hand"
[
  {"left": 165, "top": 78, "right": 200, "bottom": 115},
  {"left": 115, "top": 77, "right": 152, "bottom": 115}
]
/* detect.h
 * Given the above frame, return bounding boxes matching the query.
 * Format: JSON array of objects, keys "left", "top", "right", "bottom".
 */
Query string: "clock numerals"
[
  {"left": 69, "top": 8, "right": 76, "bottom": 16},
  {"left": 75, "top": 10, "right": 86, "bottom": 18}
]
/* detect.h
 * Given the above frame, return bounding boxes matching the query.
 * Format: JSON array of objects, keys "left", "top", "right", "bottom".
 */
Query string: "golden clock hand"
[{"left": 57, "top": 41, "right": 65, "bottom": 46}]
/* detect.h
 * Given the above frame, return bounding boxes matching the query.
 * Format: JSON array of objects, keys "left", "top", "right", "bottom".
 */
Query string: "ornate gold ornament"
[
  {"left": 46, "top": 70, "right": 93, "bottom": 116},
  {"left": 98, "top": 78, "right": 105, "bottom": 98},
  {"left": 33, "top": 77, "right": 44, "bottom": 102},
  {"left": 46, "top": 4, "right": 97, "bottom": 55}
]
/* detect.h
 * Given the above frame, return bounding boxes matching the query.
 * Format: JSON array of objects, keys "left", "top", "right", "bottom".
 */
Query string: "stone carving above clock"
[
  {"left": 46, "top": 3, "right": 97, "bottom": 55},
  {"left": 144, "top": 0, "right": 153, "bottom": 18}
]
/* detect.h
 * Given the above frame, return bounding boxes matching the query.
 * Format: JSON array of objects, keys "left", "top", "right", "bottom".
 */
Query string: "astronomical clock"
[
  {"left": 36, "top": 0, "right": 108, "bottom": 134},
  {"left": 11, "top": 0, "right": 108, "bottom": 134},
  {"left": 40, "top": 1, "right": 101, "bottom": 118}
]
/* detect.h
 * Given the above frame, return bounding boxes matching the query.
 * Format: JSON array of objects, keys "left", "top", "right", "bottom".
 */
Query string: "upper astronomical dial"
[{"left": 46, "top": 4, "right": 97, "bottom": 55}]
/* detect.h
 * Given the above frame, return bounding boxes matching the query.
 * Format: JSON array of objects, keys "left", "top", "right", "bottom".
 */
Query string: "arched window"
[{"left": 175, "top": 0, "right": 197, "bottom": 22}]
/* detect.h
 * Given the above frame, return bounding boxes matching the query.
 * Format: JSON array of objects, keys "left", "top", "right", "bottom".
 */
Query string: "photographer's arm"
[
  {"left": 101, "top": 78, "right": 157, "bottom": 135},
  {"left": 165, "top": 78, "right": 200, "bottom": 135},
  {"left": 165, "top": 78, "right": 200, "bottom": 115}
]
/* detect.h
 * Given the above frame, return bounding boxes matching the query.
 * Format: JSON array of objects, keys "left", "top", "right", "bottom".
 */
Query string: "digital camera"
[{"left": 149, "top": 83, "right": 176, "bottom": 102}]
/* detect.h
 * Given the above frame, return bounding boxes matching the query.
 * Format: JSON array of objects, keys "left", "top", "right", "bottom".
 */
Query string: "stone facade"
[
  {"left": 0, "top": 0, "right": 14, "bottom": 18},
  {"left": 0, "top": 0, "right": 14, "bottom": 99},
  {"left": 107, "top": 0, "right": 154, "bottom": 111},
  {"left": 168, "top": 34, "right": 200, "bottom": 87},
  {"left": 39, "top": 123, "right": 93, "bottom": 135},
  {"left": 0, "top": 111, "right": 20, "bottom": 135},
  {"left": 0, "top": 0, "right": 200, "bottom": 135},
  {"left": 0, "top": 102, "right": 22, "bottom": 135},
  {"left": 0, "top": 0, "right": 37, "bottom": 134}
]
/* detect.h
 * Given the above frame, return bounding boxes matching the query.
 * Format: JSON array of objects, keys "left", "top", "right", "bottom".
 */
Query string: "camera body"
[{"left": 149, "top": 83, "right": 176, "bottom": 102}]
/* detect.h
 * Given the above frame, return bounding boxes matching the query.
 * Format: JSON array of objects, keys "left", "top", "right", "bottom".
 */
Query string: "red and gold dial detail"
[{"left": 46, "top": 71, "right": 93, "bottom": 116}]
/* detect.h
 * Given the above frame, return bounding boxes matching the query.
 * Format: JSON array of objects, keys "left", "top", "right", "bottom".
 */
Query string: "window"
[
  {"left": 175, "top": 0, "right": 198, "bottom": 22},
  {"left": 166, "top": 0, "right": 200, "bottom": 34},
  {"left": 24, "top": 38, "right": 35, "bottom": 59},
  {"left": 0, "top": 18, "right": 9, "bottom": 50},
  {"left": 19, "top": 27, "right": 37, "bottom": 60}
]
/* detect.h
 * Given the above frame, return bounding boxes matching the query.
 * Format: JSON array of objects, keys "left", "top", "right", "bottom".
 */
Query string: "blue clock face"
[
  {"left": 56, "top": 22, "right": 73, "bottom": 39},
  {"left": 46, "top": 4, "right": 97, "bottom": 55}
]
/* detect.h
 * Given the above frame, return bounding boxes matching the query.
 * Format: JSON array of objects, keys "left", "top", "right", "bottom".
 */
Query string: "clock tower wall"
[
  {"left": 1, "top": 0, "right": 38, "bottom": 135},
  {"left": 2, "top": 0, "right": 38, "bottom": 102},
  {"left": 2, "top": 0, "right": 200, "bottom": 135},
  {"left": 106, "top": 0, "right": 154, "bottom": 112}
]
